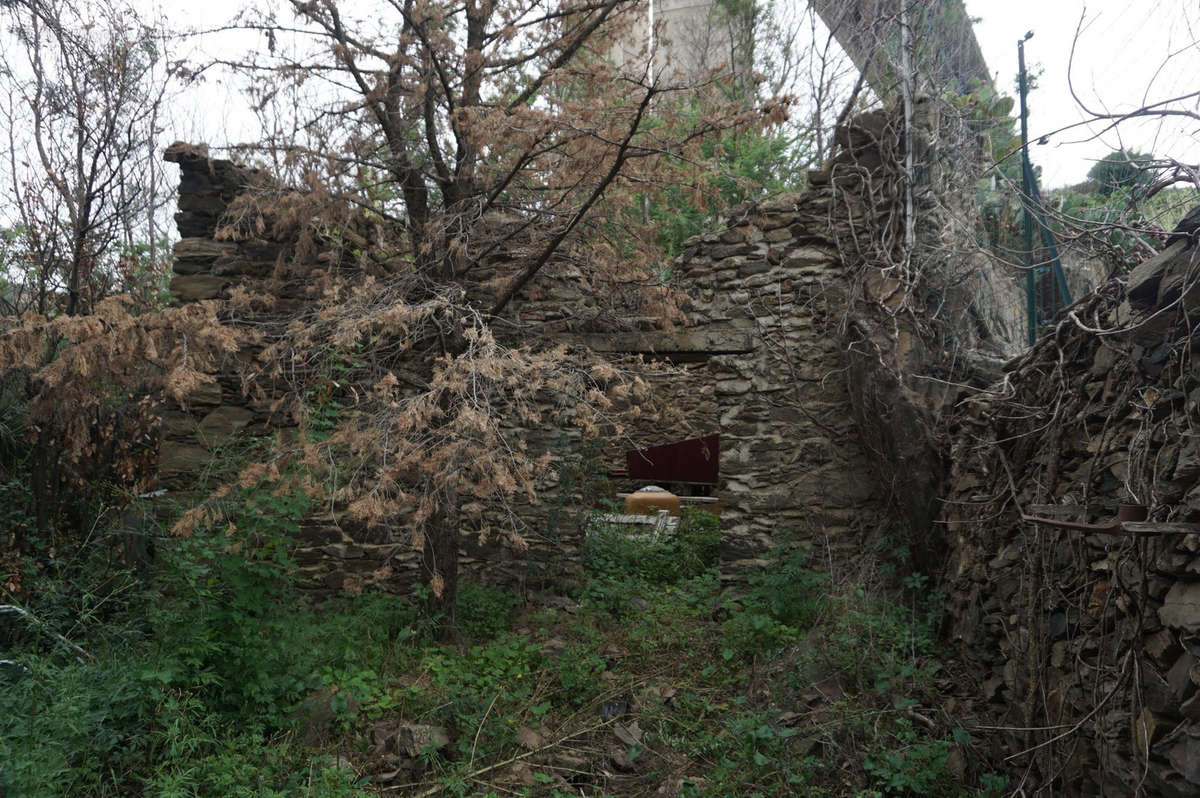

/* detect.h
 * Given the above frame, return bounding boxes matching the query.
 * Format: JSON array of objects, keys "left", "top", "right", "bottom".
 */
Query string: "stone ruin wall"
[
  {"left": 153, "top": 100, "right": 1007, "bottom": 597},
  {"left": 153, "top": 145, "right": 692, "bottom": 595},
  {"left": 673, "top": 194, "right": 884, "bottom": 566},
  {"left": 152, "top": 131, "right": 911, "bottom": 596},
  {"left": 941, "top": 236, "right": 1200, "bottom": 795},
  {"left": 151, "top": 97, "right": 1200, "bottom": 794}
]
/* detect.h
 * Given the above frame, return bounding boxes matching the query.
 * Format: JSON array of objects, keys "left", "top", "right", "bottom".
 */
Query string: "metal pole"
[
  {"left": 1027, "top": 170, "right": 1073, "bottom": 308},
  {"left": 1018, "top": 33, "right": 1036, "bottom": 346},
  {"left": 901, "top": 0, "right": 915, "bottom": 252},
  {"left": 647, "top": 0, "right": 655, "bottom": 80}
]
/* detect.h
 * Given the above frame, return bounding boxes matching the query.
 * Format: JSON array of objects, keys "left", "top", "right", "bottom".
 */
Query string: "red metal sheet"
[{"left": 626, "top": 434, "right": 719, "bottom": 485}]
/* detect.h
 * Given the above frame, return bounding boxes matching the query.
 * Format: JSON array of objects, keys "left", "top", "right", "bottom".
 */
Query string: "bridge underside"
[{"left": 811, "top": 0, "right": 992, "bottom": 97}]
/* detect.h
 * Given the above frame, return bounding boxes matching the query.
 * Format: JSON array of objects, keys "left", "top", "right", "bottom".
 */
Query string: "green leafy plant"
[
  {"left": 862, "top": 716, "right": 953, "bottom": 796},
  {"left": 720, "top": 541, "right": 828, "bottom": 661},
  {"left": 454, "top": 580, "right": 520, "bottom": 641},
  {"left": 426, "top": 635, "right": 542, "bottom": 699},
  {"left": 1087, "top": 149, "right": 1155, "bottom": 195},
  {"left": 148, "top": 486, "right": 316, "bottom": 724},
  {"left": 583, "top": 508, "right": 722, "bottom": 615},
  {"left": 547, "top": 643, "right": 607, "bottom": 707},
  {"left": 699, "top": 708, "right": 810, "bottom": 796}
]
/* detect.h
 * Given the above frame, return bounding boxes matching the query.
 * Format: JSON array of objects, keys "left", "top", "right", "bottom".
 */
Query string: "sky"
[
  {"left": 7, "top": 0, "right": 1198, "bottom": 191},
  {"left": 964, "top": 0, "right": 1200, "bottom": 187},
  {"left": 164, "top": 0, "right": 1199, "bottom": 189}
]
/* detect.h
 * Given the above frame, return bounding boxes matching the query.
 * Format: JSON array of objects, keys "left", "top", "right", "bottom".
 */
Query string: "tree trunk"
[
  {"left": 31, "top": 427, "right": 52, "bottom": 537},
  {"left": 422, "top": 498, "right": 460, "bottom": 640}
]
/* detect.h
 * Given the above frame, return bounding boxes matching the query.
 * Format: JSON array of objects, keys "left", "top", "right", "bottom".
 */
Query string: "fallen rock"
[
  {"left": 539, "top": 637, "right": 567, "bottom": 658},
  {"left": 1166, "top": 652, "right": 1198, "bottom": 700},
  {"left": 1158, "top": 582, "right": 1200, "bottom": 632},
  {"left": 289, "top": 686, "right": 359, "bottom": 747},
  {"left": 397, "top": 723, "right": 449, "bottom": 758},
  {"left": 515, "top": 725, "right": 543, "bottom": 750}
]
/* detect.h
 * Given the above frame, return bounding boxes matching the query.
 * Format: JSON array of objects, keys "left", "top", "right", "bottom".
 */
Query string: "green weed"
[
  {"left": 582, "top": 508, "right": 721, "bottom": 615},
  {"left": 455, "top": 580, "right": 520, "bottom": 641}
]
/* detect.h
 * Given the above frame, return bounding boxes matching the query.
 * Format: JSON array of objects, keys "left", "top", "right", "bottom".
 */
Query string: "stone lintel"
[{"left": 558, "top": 330, "right": 755, "bottom": 356}]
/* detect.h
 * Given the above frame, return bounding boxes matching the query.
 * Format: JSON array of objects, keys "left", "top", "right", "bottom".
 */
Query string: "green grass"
[{"left": 2, "top": 500, "right": 1008, "bottom": 797}]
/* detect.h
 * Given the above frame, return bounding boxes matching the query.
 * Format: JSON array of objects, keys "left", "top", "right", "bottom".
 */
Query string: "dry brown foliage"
[
  {"left": 0, "top": 296, "right": 242, "bottom": 533},
  {"left": 196, "top": 275, "right": 659, "bottom": 603},
  {"left": 1, "top": 0, "right": 775, "bottom": 615},
  {"left": 169, "top": 0, "right": 772, "bottom": 611}
]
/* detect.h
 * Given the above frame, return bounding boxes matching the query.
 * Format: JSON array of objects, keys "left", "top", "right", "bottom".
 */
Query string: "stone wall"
[
  {"left": 157, "top": 144, "right": 282, "bottom": 495},
  {"left": 941, "top": 234, "right": 1200, "bottom": 795},
  {"left": 155, "top": 143, "right": 726, "bottom": 596},
  {"left": 674, "top": 194, "right": 883, "bottom": 565},
  {"left": 155, "top": 103, "right": 981, "bottom": 596},
  {"left": 164, "top": 143, "right": 282, "bottom": 301}
]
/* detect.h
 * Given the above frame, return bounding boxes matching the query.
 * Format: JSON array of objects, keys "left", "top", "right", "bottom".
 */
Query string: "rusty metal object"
[
  {"left": 626, "top": 435, "right": 719, "bottom": 486},
  {"left": 1116, "top": 504, "right": 1150, "bottom": 523},
  {"left": 617, "top": 493, "right": 722, "bottom": 517},
  {"left": 1019, "top": 503, "right": 1191, "bottom": 537}
]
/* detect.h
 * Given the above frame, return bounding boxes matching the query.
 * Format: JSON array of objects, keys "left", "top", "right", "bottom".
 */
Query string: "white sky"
[
  {"left": 15, "top": 0, "right": 1200, "bottom": 189},
  {"left": 965, "top": 0, "right": 1200, "bottom": 187},
  {"left": 164, "top": 0, "right": 1199, "bottom": 188}
]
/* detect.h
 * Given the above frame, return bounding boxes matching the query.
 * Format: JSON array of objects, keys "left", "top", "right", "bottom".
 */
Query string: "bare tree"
[
  {"left": 0, "top": 0, "right": 174, "bottom": 316},
  {"left": 178, "top": 0, "right": 768, "bottom": 621}
]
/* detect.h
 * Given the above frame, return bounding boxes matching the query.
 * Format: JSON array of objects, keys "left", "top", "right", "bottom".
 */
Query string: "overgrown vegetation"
[
  {"left": 5, "top": 0, "right": 1197, "bottom": 794},
  {"left": 2, "top": 478, "right": 1005, "bottom": 795},
  {"left": 2, "top": 477, "right": 370, "bottom": 796},
  {"left": 968, "top": 81, "right": 1200, "bottom": 279}
]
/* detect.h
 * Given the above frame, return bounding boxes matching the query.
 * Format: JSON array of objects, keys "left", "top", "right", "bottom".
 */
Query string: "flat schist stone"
[
  {"left": 1126, "top": 240, "right": 1188, "bottom": 310},
  {"left": 174, "top": 238, "right": 238, "bottom": 261},
  {"left": 1159, "top": 581, "right": 1200, "bottom": 633},
  {"left": 196, "top": 405, "right": 257, "bottom": 447},
  {"left": 158, "top": 443, "right": 212, "bottom": 478},
  {"left": 169, "top": 274, "right": 228, "bottom": 301}
]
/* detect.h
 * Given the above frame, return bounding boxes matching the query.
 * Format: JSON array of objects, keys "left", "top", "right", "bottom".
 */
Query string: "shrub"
[
  {"left": 0, "top": 479, "right": 415, "bottom": 796},
  {"left": 547, "top": 643, "right": 608, "bottom": 707},
  {"left": 148, "top": 488, "right": 317, "bottom": 725},
  {"left": 862, "top": 716, "right": 954, "bottom": 796},
  {"left": 673, "top": 508, "right": 722, "bottom": 579},
  {"left": 1087, "top": 149, "right": 1154, "bottom": 195},
  {"left": 0, "top": 652, "right": 148, "bottom": 796},
  {"left": 583, "top": 508, "right": 721, "bottom": 613},
  {"left": 693, "top": 707, "right": 811, "bottom": 796},
  {"left": 454, "top": 580, "right": 520, "bottom": 641},
  {"left": 720, "top": 541, "right": 828, "bottom": 662},
  {"left": 587, "top": 508, "right": 720, "bottom": 585}
]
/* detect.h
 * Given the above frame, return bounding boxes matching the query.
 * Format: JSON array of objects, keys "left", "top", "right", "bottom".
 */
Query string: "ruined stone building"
[
  {"left": 150, "top": 0, "right": 1200, "bottom": 780},
  {"left": 156, "top": 102, "right": 977, "bottom": 593},
  {"left": 156, "top": 83, "right": 1200, "bottom": 791}
]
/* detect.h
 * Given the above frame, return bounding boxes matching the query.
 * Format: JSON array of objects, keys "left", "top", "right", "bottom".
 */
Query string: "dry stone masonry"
[
  {"left": 150, "top": 96, "right": 1200, "bottom": 795},
  {"left": 941, "top": 234, "right": 1200, "bottom": 795},
  {"left": 154, "top": 116, "right": 926, "bottom": 594},
  {"left": 154, "top": 103, "right": 992, "bottom": 598},
  {"left": 674, "top": 195, "right": 883, "bottom": 564}
]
